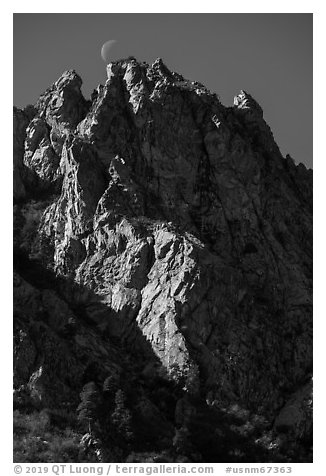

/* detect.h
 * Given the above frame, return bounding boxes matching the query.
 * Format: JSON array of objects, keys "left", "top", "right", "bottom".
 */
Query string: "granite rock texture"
[{"left": 13, "top": 58, "right": 312, "bottom": 461}]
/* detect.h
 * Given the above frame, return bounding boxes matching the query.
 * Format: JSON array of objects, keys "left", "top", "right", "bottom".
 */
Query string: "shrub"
[{"left": 13, "top": 410, "right": 84, "bottom": 463}]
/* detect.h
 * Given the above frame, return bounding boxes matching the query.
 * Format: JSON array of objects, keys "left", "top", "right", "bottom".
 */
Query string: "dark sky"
[{"left": 13, "top": 13, "right": 312, "bottom": 168}]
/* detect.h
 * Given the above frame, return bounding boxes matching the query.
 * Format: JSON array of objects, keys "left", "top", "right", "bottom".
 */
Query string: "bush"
[
  {"left": 14, "top": 409, "right": 50, "bottom": 436},
  {"left": 13, "top": 410, "right": 85, "bottom": 463}
]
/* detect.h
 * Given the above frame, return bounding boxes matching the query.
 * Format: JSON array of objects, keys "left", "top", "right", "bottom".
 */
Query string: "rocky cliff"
[{"left": 13, "top": 57, "right": 312, "bottom": 463}]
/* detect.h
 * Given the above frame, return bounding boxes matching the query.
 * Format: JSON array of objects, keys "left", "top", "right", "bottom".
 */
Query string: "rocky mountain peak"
[
  {"left": 233, "top": 89, "right": 264, "bottom": 117},
  {"left": 54, "top": 69, "right": 83, "bottom": 91},
  {"left": 150, "top": 57, "right": 175, "bottom": 78},
  {"left": 35, "top": 68, "right": 88, "bottom": 130},
  {"left": 13, "top": 58, "right": 312, "bottom": 462}
]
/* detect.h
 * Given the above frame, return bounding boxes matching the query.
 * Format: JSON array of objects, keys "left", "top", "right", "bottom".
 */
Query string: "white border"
[{"left": 3, "top": 2, "right": 322, "bottom": 473}]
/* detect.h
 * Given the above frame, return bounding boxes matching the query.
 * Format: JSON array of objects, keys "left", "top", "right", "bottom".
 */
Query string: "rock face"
[{"left": 13, "top": 58, "right": 312, "bottom": 462}]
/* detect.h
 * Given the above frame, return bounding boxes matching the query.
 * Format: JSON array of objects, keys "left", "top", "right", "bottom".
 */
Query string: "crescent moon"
[{"left": 101, "top": 40, "right": 117, "bottom": 63}]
